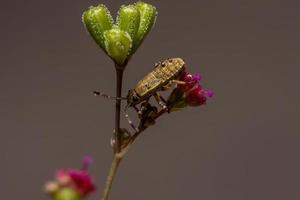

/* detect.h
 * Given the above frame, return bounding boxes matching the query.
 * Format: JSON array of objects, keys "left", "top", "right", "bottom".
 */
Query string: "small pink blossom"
[
  {"left": 65, "top": 170, "right": 95, "bottom": 197},
  {"left": 45, "top": 156, "right": 96, "bottom": 198},
  {"left": 185, "top": 85, "right": 207, "bottom": 106},
  {"left": 167, "top": 71, "right": 213, "bottom": 111},
  {"left": 177, "top": 72, "right": 201, "bottom": 92}
]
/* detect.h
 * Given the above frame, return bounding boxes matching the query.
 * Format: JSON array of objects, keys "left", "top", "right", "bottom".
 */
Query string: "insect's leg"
[
  {"left": 132, "top": 105, "right": 144, "bottom": 116},
  {"left": 160, "top": 96, "right": 167, "bottom": 103},
  {"left": 131, "top": 99, "right": 151, "bottom": 117},
  {"left": 138, "top": 102, "right": 158, "bottom": 130},
  {"left": 161, "top": 82, "right": 173, "bottom": 91},
  {"left": 138, "top": 100, "right": 152, "bottom": 117},
  {"left": 124, "top": 109, "right": 140, "bottom": 132},
  {"left": 133, "top": 105, "right": 139, "bottom": 112},
  {"left": 161, "top": 80, "right": 186, "bottom": 91},
  {"left": 93, "top": 91, "right": 127, "bottom": 100},
  {"left": 154, "top": 92, "right": 167, "bottom": 109},
  {"left": 170, "top": 80, "right": 186, "bottom": 85}
]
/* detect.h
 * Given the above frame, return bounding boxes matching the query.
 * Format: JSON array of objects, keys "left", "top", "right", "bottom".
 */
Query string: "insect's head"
[{"left": 126, "top": 89, "right": 140, "bottom": 107}]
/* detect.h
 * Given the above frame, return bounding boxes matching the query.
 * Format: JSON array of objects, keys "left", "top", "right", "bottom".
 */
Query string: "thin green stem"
[
  {"left": 101, "top": 155, "right": 122, "bottom": 200},
  {"left": 101, "top": 60, "right": 167, "bottom": 200},
  {"left": 100, "top": 107, "right": 168, "bottom": 200},
  {"left": 101, "top": 62, "right": 125, "bottom": 200},
  {"left": 114, "top": 66, "right": 124, "bottom": 153}
]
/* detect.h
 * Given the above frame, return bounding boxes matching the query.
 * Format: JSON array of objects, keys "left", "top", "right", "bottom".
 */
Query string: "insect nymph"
[
  {"left": 126, "top": 57, "right": 186, "bottom": 108},
  {"left": 94, "top": 57, "right": 186, "bottom": 131}
]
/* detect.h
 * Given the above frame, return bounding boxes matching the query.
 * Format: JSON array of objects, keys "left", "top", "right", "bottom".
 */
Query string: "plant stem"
[
  {"left": 101, "top": 155, "right": 122, "bottom": 200},
  {"left": 100, "top": 108, "right": 168, "bottom": 200},
  {"left": 114, "top": 65, "right": 124, "bottom": 153},
  {"left": 101, "top": 61, "right": 167, "bottom": 200},
  {"left": 101, "top": 63, "right": 125, "bottom": 200}
]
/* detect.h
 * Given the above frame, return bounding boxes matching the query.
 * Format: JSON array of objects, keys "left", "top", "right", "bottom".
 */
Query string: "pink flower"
[
  {"left": 167, "top": 71, "right": 213, "bottom": 111},
  {"left": 185, "top": 85, "right": 214, "bottom": 107},
  {"left": 68, "top": 170, "right": 95, "bottom": 197},
  {"left": 45, "top": 156, "right": 96, "bottom": 198},
  {"left": 177, "top": 72, "right": 202, "bottom": 92},
  {"left": 185, "top": 85, "right": 206, "bottom": 106}
]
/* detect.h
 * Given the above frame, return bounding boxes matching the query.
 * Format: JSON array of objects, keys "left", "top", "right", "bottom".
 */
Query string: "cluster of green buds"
[{"left": 82, "top": 1, "right": 157, "bottom": 66}]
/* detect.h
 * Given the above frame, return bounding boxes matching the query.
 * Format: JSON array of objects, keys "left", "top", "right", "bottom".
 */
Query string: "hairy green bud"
[
  {"left": 132, "top": 1, "right": 157, "bottom": 53},
  {"left": 104, "top": 28, "right": 132, "bottom": 65},
  {"left": 54, "top": 188, "right": 80, "bottom": 200},
  {"left": 117, "top": 5, "right": 140, "bottom": 55},
  {"left": 82, "top": 5, "right": 114, "bottom": 51},
  {"left": 82, "top": 2, "right": 158, "bottom": 64}
]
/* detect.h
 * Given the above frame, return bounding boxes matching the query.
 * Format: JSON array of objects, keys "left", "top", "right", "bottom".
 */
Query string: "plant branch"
[
  {"left": 101, "top": 155, "right": 122, "bottom": 200},
  {"left": 101, "top": 62, "right": 168, "bottom": 200},
  {"left": 114, "top": 64, "right": 124, "bottom": 153},
  {"left": 101, "top": 62, "right": 125, "bottom": 200},
  {"left": 118, "top": 108, "right": 168, "bottom": 157}
]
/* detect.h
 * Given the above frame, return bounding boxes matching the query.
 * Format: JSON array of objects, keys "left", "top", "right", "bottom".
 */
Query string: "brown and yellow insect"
[
  {"left": 126, "top": 57, "right": 186, "bottom": 108},
  {"left": 94, "top": 57, "right": 186, "bottom": 131}
]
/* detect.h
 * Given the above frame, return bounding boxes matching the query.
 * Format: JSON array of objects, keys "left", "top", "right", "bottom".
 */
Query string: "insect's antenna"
[
  {"left": 93, "top": 91, "right": 127, "bottom": 100},
  {"left": 124, "top": 106, "right": 139, "bottom": 133}
]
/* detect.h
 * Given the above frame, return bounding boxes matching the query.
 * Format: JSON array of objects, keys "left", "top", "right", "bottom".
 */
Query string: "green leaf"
[
  {"left": 119, "top": 128, "right": 131, "bottom": 149},
  {"left": 104, "top": 28, "right": 132, "bottom": 65},
  {"left": 82, "top": 5, "right": 114, "bottom": 51},
  {"left": 117, "top": 5, "right": 140, "bottom": 55},
  {"left": 54, "top": 188, "right": 80, "bottom": 200},
  {"left": 132, "top": 1, "right": 157, "bottom": 53},
  {"left": 167, "top": 88, "right": 187, "bottom": 112}
]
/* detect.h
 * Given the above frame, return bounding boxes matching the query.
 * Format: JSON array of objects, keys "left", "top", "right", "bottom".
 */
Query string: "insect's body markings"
[
  {"left": 94, "top": 57, "right": 186, "bottom": 132},
  {"left": 126, "top": 57, "right": 186, "bottom": 107}
]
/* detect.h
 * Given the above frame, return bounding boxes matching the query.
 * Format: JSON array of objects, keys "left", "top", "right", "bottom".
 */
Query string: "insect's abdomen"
[{"left": 134, "top": 58, "right": 185, "bottom": 97}]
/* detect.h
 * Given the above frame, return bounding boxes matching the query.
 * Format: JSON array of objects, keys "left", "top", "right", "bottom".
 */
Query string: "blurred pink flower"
[
  {"left": 55, "top": 169, "right": 95, "bottom": 197},
  {"left": 45, "top": 156, "right": 96, "bottom": 198}
]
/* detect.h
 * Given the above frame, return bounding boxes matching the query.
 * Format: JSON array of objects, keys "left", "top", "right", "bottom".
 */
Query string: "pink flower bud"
[
  {"left": 45, "top": 157, "right": 96, "bottom": 198},
  {"left": 168, "top": 70, "right": 213, "bottom": 109},
  {"left": 206, "top": 89, "right": 214, "bottom": 98},
  {"left": 185, "top": 86, "right": 207, "bottom": 106},
  {"left": 68, "top": 170, "right": 95, "bottom": 197},
  {"left": 177, "top": 72, "right": 200, "bottom": 92}
]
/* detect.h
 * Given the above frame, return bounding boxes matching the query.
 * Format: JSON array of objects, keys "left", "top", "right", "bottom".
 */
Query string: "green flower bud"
[
  {"left": 82, "top": 5, "right": 114, "bottom": 51},
  {"left": 104, "top": 28, "right": 132, "bottom": 65},
  {"left": 132, "top": 1, "right": 157, "bottom": 53},
  {"left": 120, "top": 128, "right": 132, "bottom": 148},
  {"left": 117, "top": 5, "right": 140, "bottom": 55},
  {"left": 54, "top": 188, "right": 80, "bottom": 200},
  {"left": 167, "top": 88, "right": 187, "bottom": 112}
]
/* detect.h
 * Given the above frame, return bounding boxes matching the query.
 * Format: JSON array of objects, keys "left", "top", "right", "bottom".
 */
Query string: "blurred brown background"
[{"left": 1, "top": 0, "right": 299, "bottom": 200}]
